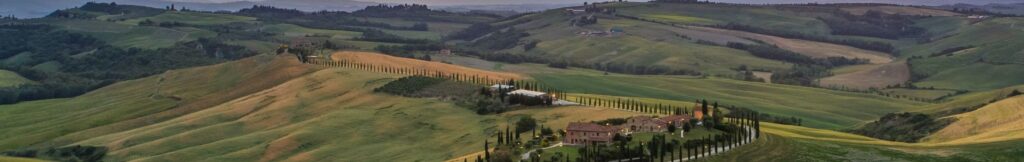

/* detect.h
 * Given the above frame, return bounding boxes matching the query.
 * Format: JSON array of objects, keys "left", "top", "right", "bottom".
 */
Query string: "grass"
[
  {"left": 502, "top": 12, "right": 791, "bottom": 75},
  {"left": 615, "top": 2, "right": 832, "bottom": 35},
  {"left": 882, "top": 88, "right": 957, "bottom": 100},
  {"left": 45, "top": 19, "right": 217, "bottom": 49},
  {"left": 532, "top": 73, "right": 929, "bottom": 130},
  {"left": 0, "top": 156, "right": 49, "bottom": 162},
  {"left": 0, "top": 70, "right": 34, "bottom": 87},
  {"left": 904, "top": 17, "right": 1024, "bottom": 90},
  {"left": 709, "top": 122, "right": 1024, "bottom": 161},
  {"left": 261, "top": 24, "right": 361, "bottom": 39},
  {"left": 123, "top": 12, "right": 257, "bottom": 26},
  {"left": 925, "top": 96, "right": 1024, "bottom": 144},
  {"left": 819, "top": 61, "right": 910, "bottom": 90}
]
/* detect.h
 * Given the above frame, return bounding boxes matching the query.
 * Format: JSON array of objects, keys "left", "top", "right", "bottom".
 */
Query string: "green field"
[
  {"left": 494, "top": 9, "right": 791, "bottom": 76},
  {"left": 124, "top": 12, "right": 257, "bottom": 26},
  {"left": 903, "top": 17, "right": 1024, "bottom": 91},
  {"left": 0, "top": 70, "right": 34, "bottom": 87},
  {"left": 533, "top": 73, "right": 928, "bottom": 130},
  {"left": 261, "top": 23, "right": 361, "bottom": 39},
  {"left": 615, "top": 2, "right": 832, "bottom": 35},
  {"left": 44, "top": 19, "right": 217, "bottom": 49}
]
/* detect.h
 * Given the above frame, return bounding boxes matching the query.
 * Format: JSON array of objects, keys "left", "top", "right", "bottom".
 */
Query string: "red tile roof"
[{"left": 567, "top": 122, "right": 618, "bottom": 132}]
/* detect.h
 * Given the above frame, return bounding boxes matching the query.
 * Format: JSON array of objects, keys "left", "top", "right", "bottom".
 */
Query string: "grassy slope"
[
  {"left": 615, "top": 2, "right": 831, "bottom": 35},
  {"left": 0, "top": 51, "right": 634, "bottom": 161},
  {"left": 0, "top": 54, "right": 317, "bottom": 151},
  {"left": 0, "top": 70, "right": 34, "bottom": 87},
  {"left": 499, "top": 8, "right": 790, "bottom": 75},
  {"left": 710, "top": 123, "right": 1024, "bottom": 162},
  {"left": 533, "top": 73, "right": 927, "bottom": 130},
  {"left": 122, "top": 11, "right": 257, "bottom": 26},
  {"left": 905, "top": 17, "right": 1024, "bottom": 91},
  {"left": 38, "top": 19, "right": 217, "bottom": 49},
  {"left": 0, "top": 156, "right": 49, "bottom": 162},
  {"left": 926, "top": 96, "right": 1024, "bottom": 144}
]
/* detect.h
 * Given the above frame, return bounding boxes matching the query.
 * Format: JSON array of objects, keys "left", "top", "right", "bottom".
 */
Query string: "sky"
[{"left": 352, "top": 0, "right": 1022, "bottom": 5}]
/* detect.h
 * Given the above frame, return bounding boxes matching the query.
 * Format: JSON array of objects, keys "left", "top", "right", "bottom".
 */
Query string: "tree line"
[
  {"left": 725, "top": 42, "right": 870, "bottom": 67},
  {"left": 714, "top": 23, "right": 896, "bottom": 54}
]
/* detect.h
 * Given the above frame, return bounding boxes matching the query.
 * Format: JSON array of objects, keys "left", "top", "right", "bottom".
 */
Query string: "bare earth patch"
[
  {"left": 753, "top": 72, "right": 773, "bottom": 84},
  {"left": 819, "top": 61, "right": 910, "bottom": 90},
  {"left": 330, "top": 51, "right": 524, "bottom": 80}
]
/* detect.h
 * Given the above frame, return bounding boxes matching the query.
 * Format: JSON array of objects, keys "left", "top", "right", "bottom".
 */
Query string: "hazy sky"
[{"left": 352, "top": 0, "right": 1022, "bottom": 5}]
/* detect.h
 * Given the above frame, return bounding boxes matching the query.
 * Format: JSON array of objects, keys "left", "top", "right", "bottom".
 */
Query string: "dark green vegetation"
[
  {"left": 374, "top": 76, "right": 448, "bottom": 96},
  {"left": 0, "top": 24, "right": 255, "bottom": 104},
  {"left": 849, "top": 112, "right": 954, "bottom": 143},
  {"left": 2, "top": 145, "right": 106, "bottom": 162}
]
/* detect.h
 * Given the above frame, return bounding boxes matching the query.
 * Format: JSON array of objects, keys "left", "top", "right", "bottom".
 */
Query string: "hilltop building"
[{"left": 564, "top": 122, "right": 619, "bottom": 145}]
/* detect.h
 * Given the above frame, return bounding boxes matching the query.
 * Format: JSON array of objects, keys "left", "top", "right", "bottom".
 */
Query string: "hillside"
[
  {"left": 0, "top": 52, "right": 646, "bottom": 161},
  {"left": 905, "top": 17, "right": 1024, "bottom": 91},
  {"left": 925, "top": 95, "right": 1024, "bottom": 144}
]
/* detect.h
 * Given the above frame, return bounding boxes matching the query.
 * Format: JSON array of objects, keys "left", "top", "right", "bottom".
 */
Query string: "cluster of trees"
[
  {"left": 594, "top": 62, "right": 703, "bottom": 75},
  {"left": 572, "top": 15, "right": 599, "bottom": 26},
  {"left": 356, "top": 29, "right": 432, "bottom": 44},
  {"left": 726, "top": 42, "right": 870, "bottom": 67},
  {"left": 849, "top": 112, "right": 953, "bottom": 142},
  {"left": 725, "top": 106, "right": 804, "bottom": 126},
  {"left": 2, "top": 145, "right": 107, "bottom": 162},
  {"left": 446, "top": 23, "right": 494, "bottom": 41},
  {"left": 0, "top": 24, "right": 255, "bottom": 104},
  {"left": 771, "top": 65, "right": 830, "bottom": 86},
  {"left": 137, "top": 19, "right": 189, "bottom": 27},
  {"left": 79, "top": 2, "right": 127, "bottom": 14},
  {"left": 470, "top": 27, "right": 529, "bottom": 50},
  {"left": 373, "top": 76, "right": 447, "bottom": 96},
  {"left": 929, "top": 45, "right": 974, "bottom": 57},
  {"left": 819, "top": 10, "right": 926, "bottom": 39},
  {"left": 355, "top": 4, "right": 500, "bottom": 23},
  {"left": 571, "top": 96, "right": 698, "bottom": 116},
  {"left": 715, "top": 23, "right": 896, "bottom": 54},
  {"left": 373, "top": 42, "right": 446, "bottom": 58}
]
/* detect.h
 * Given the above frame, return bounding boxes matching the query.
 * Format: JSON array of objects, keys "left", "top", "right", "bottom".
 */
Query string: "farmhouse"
[
  {"left": 489, "top": 84, "right": 514, "bottom": 91},
  {"left": 622, "top": 115, "right": 692, "bottom": 134},
  {"left": 623, "top": 116, "right": 666, "bottom": 133},
  {"left": 564, "top": 122, "right": 619, "bottom": 145},
  {"left": 508, "top": 89, "right": 547, "bottom": 97}
]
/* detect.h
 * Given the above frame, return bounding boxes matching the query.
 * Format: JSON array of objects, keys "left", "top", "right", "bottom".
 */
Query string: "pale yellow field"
[
  {"left": 819, "top": 61, "right": 911, "bottom": 90},
  {"left": 329, "top": 51, "right": 525, "bottom": 81},
  {"left": 925, "top": 96, "right": 1024, "bottom": 144}
]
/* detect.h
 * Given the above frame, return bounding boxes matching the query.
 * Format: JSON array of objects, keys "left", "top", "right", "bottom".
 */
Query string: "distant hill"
[
  {"left": 0, "top": 0, "right": 377, "bottom": 18},
  {"left": 938, "top": 3, "right": 1024, "bottom": 15}
]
